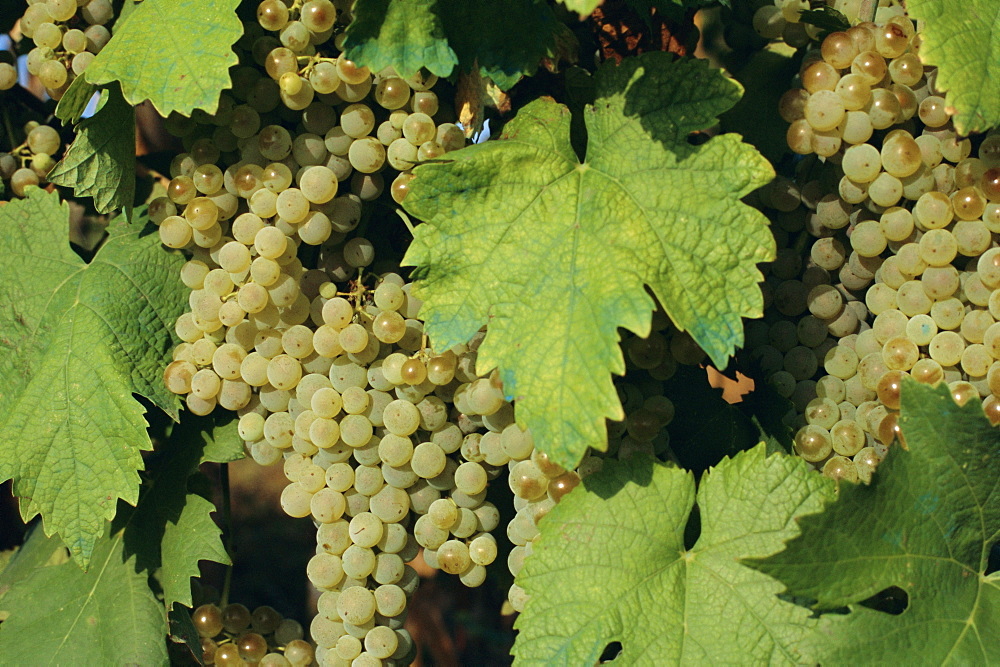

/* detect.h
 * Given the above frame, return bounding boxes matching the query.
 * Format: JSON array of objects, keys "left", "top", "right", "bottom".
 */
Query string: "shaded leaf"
[
  {"left": 49, "top": 85, "right": 136, "bottom": 215},
  {"left": 749, "top": 380, "right": 1000, "bottom": 662},
  {"left": 0, "top": 526, "right": 167, "bottom": 665}
]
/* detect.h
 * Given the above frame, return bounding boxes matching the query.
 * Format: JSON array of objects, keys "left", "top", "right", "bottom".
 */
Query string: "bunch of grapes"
[
  {"left": 0, "top": 120, "right": 64, "bottom": 198},
  {"left": 191, "top": 600, "right": 314, "bottom": 666},
  {"left": 16, "top": 0, "right": 113, "bottom": 98},
  {"left": 745, "top": 6, "right": 1000, "bottom": 486}
]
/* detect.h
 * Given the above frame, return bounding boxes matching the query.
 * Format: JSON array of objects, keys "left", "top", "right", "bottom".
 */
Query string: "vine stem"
[{"left": 219, "top": 462, "right": 234, "bottom": 608}]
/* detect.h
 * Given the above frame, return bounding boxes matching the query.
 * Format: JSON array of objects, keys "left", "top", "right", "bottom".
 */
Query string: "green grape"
[
  {"left": 905, "top": 313, "right": 937, "bottom": 346},
  {"left": 830, "top": 419, "right": 866, "bottom": 457},
  {"left": 298, "top": 165, "right": 338, "bottom": 204},
  {"left": 804, "top": 397, "right": 839, "bottom": 429},
  {"left": 882, "top": 336, "right": 919, "bottom": 371},
  {"left": 841, "top": 110, "right": 873, "bottom": 145},
  {"left": 865, "top": 88, "right": 900, "bottom": 130},
  {"left": 896, "top": 280, "right": 932, "bottom": 316},
  {"left": 834, "top": 72, "right": 870, "bottom": 111},
  {"left": 961, "top": 310, "right": 994, "bottom": 344},
  {"left": 921, "top": 266, "right": 959, "bottom": 301},
  {"left": 929, "top": 331, "right": 965, "bottom": 367},
  {"left": 853, "top": 446, "right": 880, "bottom": 483},
  {"left": 794, "top": 425, "right": 833, "bottom": 462},
  {"left": 382, "top": 399, "right": 420, "bottom": 436},
  {"left": 918, "top": 229, "right": 957, "bottom": 267},
  {"left": 822, "top": 455, "right": 860, "bottom": 483},
  {"left": 850, "top": 220, "right": 886, "bottom": 257},
  {"left": 348, "top": 136, "right": 386, "bottom": 174},
  {"left": 801, "top": 60, "right": 839, "bottom": 94},
  {"left": 340, "top": 103, "right": 375, "bottom": 138},
  {"left": 842, "top": 143, "right": 881, "bottom": 182},
  {"left": 867, "top": 171, "right": 902, "bottom": 207},
  {"left": 804, "top": 90, "right": 846, "bottom": 131},
  {"left": 785, "top": 119, "right": 814, "bottom": 155},
  {"left": 864, "top": 283, "right": 897, "bottom": 316},
  {"left": 880, "top": 133, "right": 922, "bottom": 178},
  {"left": 402, "top": 112, "right": 436, "bottom": 145},
  {"left": 823, "top": 344, "right": 859, "bottom": 379},
  {"left": 374, "top": 76, "right": 411, "bottom": 110},
  {"left": 454, "top": 461, "right": 487, "bottom": 495},
  {"left": 952, "top": 186, "right": 987, "bottom": 222}
]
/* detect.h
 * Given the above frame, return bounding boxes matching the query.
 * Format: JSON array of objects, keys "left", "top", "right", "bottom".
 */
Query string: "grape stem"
[{"left": 395, "top": 208, "right": 416, "bottom": 236}]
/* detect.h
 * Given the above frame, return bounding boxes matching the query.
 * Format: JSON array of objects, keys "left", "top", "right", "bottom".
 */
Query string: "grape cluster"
[
  {"left": 747, "top": 10, "right": 1000, "bottom": 485},
  {"left": 191, "top": 600, "right": 314, "bottom": 666},
  {"left": 153, "top": 5, "right": 536, "bottom": 662},
  {"left": 15, "top": 0, "right": 113, "bottom": 98},
  {"left": 0, "top": 120, "right": 63, "bottom": 198}
]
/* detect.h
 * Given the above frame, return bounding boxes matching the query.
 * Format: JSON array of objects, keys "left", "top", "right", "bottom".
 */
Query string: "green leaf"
[
  {"left": 342, "top": 0, "right": 458, "bottom": 78},
  {"left": 54, "top": 75, "right": 99, "bottom": 125},
  {"left": 402, "top": 54, "right": 774, "bottom": 468},
  {"left": 83, "top": 0, "right": 242, "bottom": 117},
  {"left": 123, "top": 413, "right": 235, "bottom": 611},
  {"left": 0, "top": 526, "right": 168, "bottom": 665},
  {"left": 511, "top": 445, "right": 835, "bottom": 664},
  {"left": 748, "top": 379, "right": 1000, "bottom": 663},
  {"left": 343, "top": 0, "right": 565, "bottom": 89},
  {"left": 907, "top": 0, "right": 1000, "bottom": 135},
  {"left": 0, "top": 190, "right": 187, "bottom": 564},
  {"left": 49, "top": 85, "right": 136, "bottom": 215},
  {"left": 0, "top": 525, "right": 65, "bottom": 605}
]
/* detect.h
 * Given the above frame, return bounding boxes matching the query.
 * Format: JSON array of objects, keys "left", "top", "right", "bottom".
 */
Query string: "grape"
[
  {"left": 918, "top": 229, "right": 957, "bottom": 267},
  {"left": 868, "top": 171, "right": 903, "bottom": 207},
  {"left": 929, "top": 331, "right": 965, "bottom": 367},
  {"left": 794, "top": 425, "right": 832, "bottom": 462},
  {"left": 842, "top": 144, "right": 881, "bottom": 183}
]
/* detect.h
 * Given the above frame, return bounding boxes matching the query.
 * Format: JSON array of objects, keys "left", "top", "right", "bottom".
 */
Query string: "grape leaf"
[
  {"left": 0, "top": 525, "right": 167, "bottom": 665},
  {"left": 0, "top": 190, "right": 187, "bottom": 564},
  {"left": 49, "top": 85, "right": 136, "bottom": 215},
  {"left": 748, "top": 380, "right": 1000, "bottom": 663},
  {"left": 123, "top": 413, "right": 238, "bottom": 611},
  {"left": 0, "top": 525, "right": 65, "bottom": 606},
  {"left": 906, "top": 0, "right": 1000, "bottom": 135},
  {"left": 343, "top": 0, "right": 565, "bottom": 89},
  {"left": 511, "top": 445, "right": 835, "bottom": 664},
  {"left": 342, "top": 0, "right": 458, "bottom": 79},
  {"left": 83, "top": 0, "right": 242, "bottom": 117},
  {"left": 402, "top": 54, "right": 774, "bottom": 468},
  {"left": 54, "top": 75, "right": 99, "bottom": 125},
  {"left": 125, "top": 412, "right": 236, "bottom": 611}
]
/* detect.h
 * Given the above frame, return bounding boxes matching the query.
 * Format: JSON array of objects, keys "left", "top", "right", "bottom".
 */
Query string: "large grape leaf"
[
  {"left": 0, "top": 525, "right": 66, "bottom": 609},
  {"left": 749, "top": 380, "right": 1000, "bottom": 663},
  {"left": 123, "top": 413, "right": 239, "bottom": 611},
  {"left": 0, "top": 190, "right": 187, "bottom": 564},
  {"left": 511, "top": 445, "right": 835, "bottom": 664},
  {"left": 0, "top": 525, "right": 167, "bottom": 665},
  {"left": 83, "top": 0, "right": 242, "bottom": 116},
  {"left": 49, "top": 85, "right": 136, "bottom": 215},
  {"left": 402, "top": 54, "right": 774, "bottom": 468},
  {"left": 907, "top": 0, "right": 1000, "bottom": 135},
  {"left": 343, "top": 0, "right": 565, "bottom": 89}
]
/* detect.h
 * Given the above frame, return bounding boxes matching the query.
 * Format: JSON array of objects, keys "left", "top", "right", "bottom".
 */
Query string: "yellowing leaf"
[{"left": 403, "top": 54, "right": 774, "bottom": 468}]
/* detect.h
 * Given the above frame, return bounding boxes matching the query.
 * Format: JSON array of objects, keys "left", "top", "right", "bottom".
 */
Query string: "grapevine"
[{"left": 1, "top": 0, "right": 999, "bottom": 665}]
